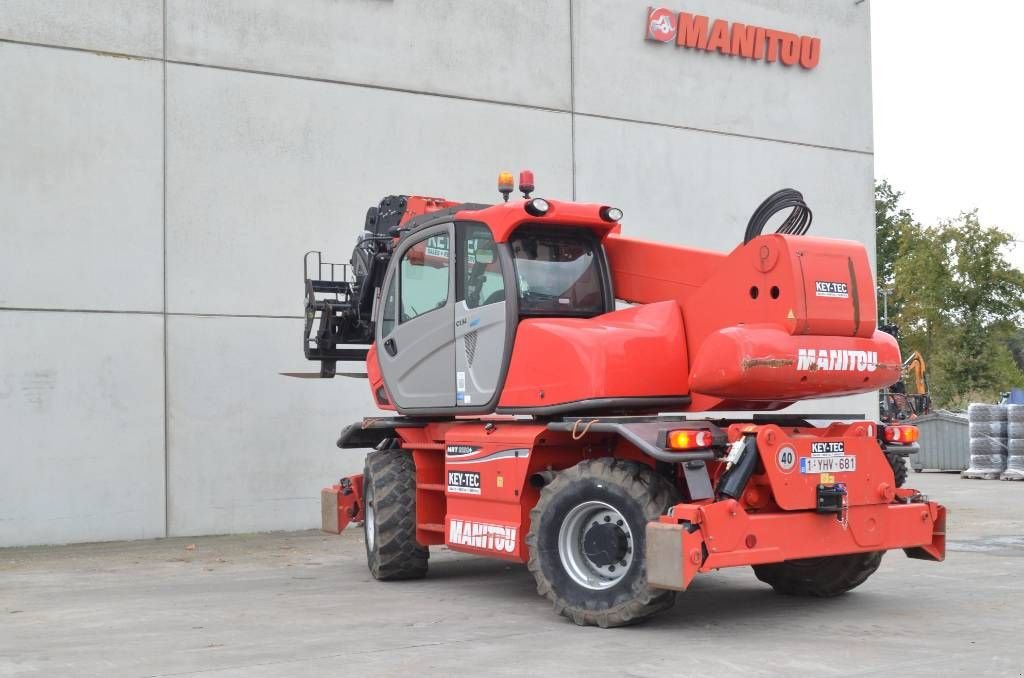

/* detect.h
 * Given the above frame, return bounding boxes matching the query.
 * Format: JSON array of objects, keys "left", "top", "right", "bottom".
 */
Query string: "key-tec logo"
[{"left": 646, "top": 7, "right": 821, "bottom": 70}]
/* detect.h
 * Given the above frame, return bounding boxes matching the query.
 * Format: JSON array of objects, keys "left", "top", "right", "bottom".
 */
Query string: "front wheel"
[
  {"left": 753, "top": 551, "right": 884, "bottom": 597},
  {"left": 526, "top": 458, "right": 681, "bottom": 627},
  {"left": 363, "top": 448, "right": 428, "bottom": 580}
]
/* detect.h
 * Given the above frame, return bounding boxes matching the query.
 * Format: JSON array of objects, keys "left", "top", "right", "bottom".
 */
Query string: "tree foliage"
[{"left": 875, "top": 182, "right": 1024, "bottom": 406}]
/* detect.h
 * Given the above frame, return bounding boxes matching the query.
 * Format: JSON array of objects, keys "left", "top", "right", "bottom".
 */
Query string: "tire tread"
[
  {"left": 526, "top": 458, "right": 679, "bottom": 628},
  {"left": 364, "top": 448, "right": 429, "bottom": 581}
]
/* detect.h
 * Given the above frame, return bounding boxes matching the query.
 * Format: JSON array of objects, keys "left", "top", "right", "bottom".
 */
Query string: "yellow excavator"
[{"left": 879, "top": 335, "right": 931, "bottom": 422}]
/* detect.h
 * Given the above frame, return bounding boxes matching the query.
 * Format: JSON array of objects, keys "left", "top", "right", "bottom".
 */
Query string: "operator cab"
[{"left": 373, "top": 173, "right": 617, "bottom": 415}]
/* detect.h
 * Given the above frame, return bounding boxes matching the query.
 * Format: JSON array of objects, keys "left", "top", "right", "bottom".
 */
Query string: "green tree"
[
  {"left": 888, "top": 203, "right": 1024, "bottom": 406},
  {"left": 874, "top": 180, "right": 916, "bottom": 293}
]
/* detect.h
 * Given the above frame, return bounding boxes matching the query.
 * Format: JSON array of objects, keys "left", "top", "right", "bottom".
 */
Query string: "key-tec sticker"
[
  {"left": 811, "top": 441, "right": 846, "bottom": 457},
  {"left": 815, "top": 281, "right": 849, "bottom": 298},
  {"left": 448, "top": 470, "right": 481, "bottom": 495}
]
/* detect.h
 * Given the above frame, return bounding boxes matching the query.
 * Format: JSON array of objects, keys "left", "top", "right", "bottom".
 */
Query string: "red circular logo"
[{"left": 647, "top": 8, "right": 678, "bottom": 42}]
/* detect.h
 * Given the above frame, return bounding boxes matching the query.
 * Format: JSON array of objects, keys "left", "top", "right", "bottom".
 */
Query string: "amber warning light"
[{"left": 498, "top": 171, "right": 515, "bottom": 202}]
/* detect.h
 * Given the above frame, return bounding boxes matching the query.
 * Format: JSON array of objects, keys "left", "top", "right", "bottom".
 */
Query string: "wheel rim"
[
  {"left": 557, "top": 500, "right": 634, "bottom": 590},
  {"left": 364, "top": 481, "right": 375, "bottom": 551}
]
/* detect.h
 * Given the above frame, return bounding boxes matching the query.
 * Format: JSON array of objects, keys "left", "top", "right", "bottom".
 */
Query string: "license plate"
[{"left": 800, "top": 455, "right": 856, "bottom": 474}]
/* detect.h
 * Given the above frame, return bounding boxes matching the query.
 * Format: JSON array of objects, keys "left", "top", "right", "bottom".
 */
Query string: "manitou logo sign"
[
  {"left": 449, "top": 519, "right": 517, "bottom": 553},
  {"left": 646, "top": 7, "right": 822, "bottom": 70},
  {"left": 797, "top": 349, "right": 878, "bottom": 372}
]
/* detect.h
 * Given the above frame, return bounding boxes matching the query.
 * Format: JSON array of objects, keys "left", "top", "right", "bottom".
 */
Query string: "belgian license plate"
[{"left": 800, "top": 455, "right": 856, "bottom": 474}]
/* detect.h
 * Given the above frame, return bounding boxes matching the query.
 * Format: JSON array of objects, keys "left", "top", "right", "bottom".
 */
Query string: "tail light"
[
  {"left": 883, "top": 424, "right": 919, "bottom": 444},
  {"left": 666, "top": 429, "right": 714, "bottom": 450}
]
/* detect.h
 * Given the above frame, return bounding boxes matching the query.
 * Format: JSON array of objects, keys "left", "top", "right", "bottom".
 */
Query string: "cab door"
[
  {"left": 453, "top": 222, "right": 509, "bottom": 409},
  {"left": 376, "top": 224, "right": 455, "bottom": 410}
]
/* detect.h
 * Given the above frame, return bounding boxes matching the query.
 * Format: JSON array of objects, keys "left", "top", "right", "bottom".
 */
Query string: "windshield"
[{"left": 510, "top": 227, "right": 604, "bottom": 316}]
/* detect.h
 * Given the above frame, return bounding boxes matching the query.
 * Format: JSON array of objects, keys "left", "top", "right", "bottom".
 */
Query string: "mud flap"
[
  {"left": 646, "top": 521, "right": 705, "bottom": 591},
  {"left": 321, "top": 475, "right": 364, "bottom": 534}
]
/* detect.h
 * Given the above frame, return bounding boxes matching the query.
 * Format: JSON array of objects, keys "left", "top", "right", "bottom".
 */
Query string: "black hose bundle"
[{"left": 743, "top": 188, "right": 813, "bottom": 244}]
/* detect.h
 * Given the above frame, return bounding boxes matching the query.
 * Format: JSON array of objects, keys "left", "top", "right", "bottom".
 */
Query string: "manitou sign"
[{"left": 646, "top": 7, "right": 822, "bottom": 70}]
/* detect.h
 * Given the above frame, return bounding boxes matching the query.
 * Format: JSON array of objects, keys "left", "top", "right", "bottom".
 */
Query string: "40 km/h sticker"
[{"left": 776, "top": 446, "right": 797, "bottom": 473}]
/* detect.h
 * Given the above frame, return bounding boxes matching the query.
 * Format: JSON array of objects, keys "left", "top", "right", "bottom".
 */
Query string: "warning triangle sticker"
[{"left": 787, "top": 309, "right": 795, "bottom": 320}]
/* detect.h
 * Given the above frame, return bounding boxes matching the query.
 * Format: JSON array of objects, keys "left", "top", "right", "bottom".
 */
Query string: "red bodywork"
[
  {"left": 324, "top": 195, "right": 945, "bottom": 591},
  {"left": 325, "top": 417, "right": 944, "bottom": 589},
  {"left": 372, "top": 198, "right": 900, "bottom": 413}
]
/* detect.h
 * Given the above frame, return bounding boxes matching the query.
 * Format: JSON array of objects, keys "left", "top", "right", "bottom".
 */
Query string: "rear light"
[
  {"left": 883, "top": 424, "right": 919, "bottom": 444},
  {"left": 524, "top": 198, "right": 550, "bottom": 216},
  {"left": 666, "top": 429, "right": 713, "bottom": 450}
]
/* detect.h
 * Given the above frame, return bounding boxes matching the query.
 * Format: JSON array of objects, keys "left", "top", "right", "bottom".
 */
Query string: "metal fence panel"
[{"left": 912, "top": 411, "right": 969, "bottom": 472}]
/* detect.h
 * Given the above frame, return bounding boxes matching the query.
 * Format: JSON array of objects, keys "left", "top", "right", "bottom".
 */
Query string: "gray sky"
[{"left": 871, "top": 0, "right": 1023, "bottom": 271}]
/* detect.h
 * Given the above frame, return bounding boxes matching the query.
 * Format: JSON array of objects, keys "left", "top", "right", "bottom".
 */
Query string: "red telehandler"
[{"left": 299, "top": 172, "right": 944, "bottom": 627}]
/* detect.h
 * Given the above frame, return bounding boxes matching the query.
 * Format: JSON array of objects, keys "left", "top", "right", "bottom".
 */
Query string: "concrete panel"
[
  {"left": 165, "top": 314, "right": 375, "bottom": 536},
  {"left": 165, "top": 63, "right": 572, "bottom": 317},
  {"left": 573, "top": 0, "right": 872, "bottom": 152},
  {"left": 574, "top": 115, "right": 874, "bottom": 255},
  {"left": 0, "top": 43, "right": 163, "bottom": 312},
  {"left": 0, "top": 0, "right": 163, "bottom": 58},
  {"left": 575, "top": 115, "right": 877, "bottom": 418},
  {"left": 0, "top": 310, "right": 165, "bottom": 547},
  {"left": 167, "top": 0, "right": 570, "bottom": 110}
]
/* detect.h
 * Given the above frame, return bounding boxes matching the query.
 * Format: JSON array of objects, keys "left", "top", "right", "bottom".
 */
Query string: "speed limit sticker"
[{"left": 776, "top": 446, "right": 797, "bottom": 473}]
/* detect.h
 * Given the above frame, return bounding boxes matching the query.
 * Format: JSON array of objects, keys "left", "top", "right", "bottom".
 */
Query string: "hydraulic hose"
[{"left": 743, "top": 188, "right": 813, "bottom": 244}]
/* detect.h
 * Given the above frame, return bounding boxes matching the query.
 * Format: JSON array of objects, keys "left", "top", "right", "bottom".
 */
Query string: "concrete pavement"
[{"left": 2, "top": 472, "right": 1023, "bottom": 677}]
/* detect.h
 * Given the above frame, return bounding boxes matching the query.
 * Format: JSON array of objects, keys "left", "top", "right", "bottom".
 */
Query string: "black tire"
[
  {"left": 886, "top": 453, "right": 908, "bottom": 487},
  {"left": 363, "top": 448, "right": 428, "bottom": 580},
  {"left": 526, "top": 458, "right": 681, "bottom": 628},
  {"left": 753, "top": 551, "right": 884, "bottom": 597}
]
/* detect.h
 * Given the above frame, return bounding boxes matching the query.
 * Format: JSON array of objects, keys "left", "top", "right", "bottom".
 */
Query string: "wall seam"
[
  {"left": 0, "top": 307, "right": 305, "bottom": 319},
  {"left": 569, "top": 0, "right": 577, "bottom": 200},
  {"left": 0, "top": 37, "right": 873, "bottom": 156},
  {"left": 161, "top": 0, "right": 170, "bottom": 539}
]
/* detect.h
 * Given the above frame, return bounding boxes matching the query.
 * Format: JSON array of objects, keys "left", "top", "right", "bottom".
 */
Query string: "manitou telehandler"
[{"left": 298, "top": 172, "right": 944, "bottom": 627}]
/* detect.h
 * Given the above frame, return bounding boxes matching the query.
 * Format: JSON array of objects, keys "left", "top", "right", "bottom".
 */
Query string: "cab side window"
[
  {"left": 379, "top": 275, "right": 396, "bottom": 336},
  {"left": 458, "top": 224, "right": 505, "bottom": 309},
  {"left": 400, "top": 233, "right": 450, "bottom": 322}
]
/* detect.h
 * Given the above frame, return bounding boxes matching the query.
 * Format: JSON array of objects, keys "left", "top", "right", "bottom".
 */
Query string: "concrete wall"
[{"left": 0, "top": 0, "right": 875, "bottom": 546}]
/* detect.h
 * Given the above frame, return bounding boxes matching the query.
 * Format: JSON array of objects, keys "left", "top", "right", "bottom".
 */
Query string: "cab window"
[
  {"left": 400, "top": 233, "right": 450, "bottom": 322},
  {"left": 510, "top": 227, "right": 604, "bottom": 316},
  {"left": 380, "top": 275, "right": 396, "bottom": 336},
  {"left": 457, "top": 223, "right": 505, "bottom": 309}
]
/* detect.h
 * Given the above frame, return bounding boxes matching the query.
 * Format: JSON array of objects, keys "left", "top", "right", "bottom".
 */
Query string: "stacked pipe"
[
  {"left": 962, "top": 403, "right": 1008, "bottom": 480},
  {"left": 1002, "top": 404, "right": 1024, "bottom": 481}
]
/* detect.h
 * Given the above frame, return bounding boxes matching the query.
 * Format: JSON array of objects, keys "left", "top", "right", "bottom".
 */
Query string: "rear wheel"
[
  {"left": 753, "top": 551, "right": 884, "bottom": 597},
  {"left": 526, "top": 458, "right": 681, "bottom": 627},
  {"left": 886, "top": 453, "right": 908, "bottom": 487},
  {"left": 363, "top": 448, "right": 428, "bottom": 580}
]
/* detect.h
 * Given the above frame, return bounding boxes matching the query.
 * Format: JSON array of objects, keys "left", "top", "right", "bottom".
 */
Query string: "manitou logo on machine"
[
  {"left": 449, "top": 519, "right": 517, "bottom": 553},
  {"left": 797, "top": 348, "right": 878, "bottom": 372},
  {"left": 645, "top": 7, "right": 821, "bottom": 70}
]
